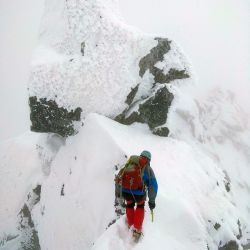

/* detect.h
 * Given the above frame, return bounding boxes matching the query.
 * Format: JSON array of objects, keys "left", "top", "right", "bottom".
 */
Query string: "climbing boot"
[{"left": 132, "top": 229, "right": 142, "bottom": 242}]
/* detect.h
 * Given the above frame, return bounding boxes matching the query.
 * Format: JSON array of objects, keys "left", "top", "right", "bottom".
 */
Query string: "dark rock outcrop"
[
  {"left": 219, "top": 241, "right": 238, "bottom": 250},
  {"left": 115, "top": 37, "right": 189, "bottom": 135},
  {"left": 139, "top": 38, "right": 189, "bottom": 84},
  {"left": 139, "top": 38, "right": 171, "bottom": 77},
  {"left": 152, "top": 127, "right": 170, "bottom": 137},
  {"left": 138, "top": 87, "right": 173, "bottom": 129},
  {"left": 81, "top": 41, "right": 85, "bottom": 56},
  {"left": 214, "top": 223, "right": 221, "bottom": 230},
  {"left": 116, "top": 86, "right": 174, "bottom": 136},
  {"left": 16, "top": 185, "right": 43, "bottom": 250},
  {"left": 152, "top": 67, "right": 189, "bottom": 84},
  {"left": 125, "top": 84, "right": 139, "bottom": 106},
  {"left": 29, "top": 96, "right": 82, "bottom": 137},
  {"left": 243, "top": 243, "right": 250, "bottom": 249},
  {"left": 18, "top": 204, "right": 41, "bottom": 250}
]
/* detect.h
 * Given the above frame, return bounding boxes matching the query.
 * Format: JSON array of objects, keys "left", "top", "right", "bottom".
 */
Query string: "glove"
[{"left": 148, "top": 201, "right": 155, "bottom": 210}]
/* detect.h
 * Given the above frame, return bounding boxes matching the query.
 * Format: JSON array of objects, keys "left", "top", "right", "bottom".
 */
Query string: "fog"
[
  {"left": 119, "top": 0, "right": 249, "bottom": 99},
  {"left": 0, "top": 0, "right": 249, "bottom": 141},
  {"left": 0, "top": 0, "right": 44, "bottom": 141}
]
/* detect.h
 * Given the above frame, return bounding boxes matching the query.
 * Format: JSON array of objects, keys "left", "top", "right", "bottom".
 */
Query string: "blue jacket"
[{"left": 122, "top": 164, "right": 158, "bottom": 203}]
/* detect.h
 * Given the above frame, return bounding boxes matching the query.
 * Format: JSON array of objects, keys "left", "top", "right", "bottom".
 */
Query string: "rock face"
[
  {"left": 29, "top": 96, "right": 82, "bottom": 137},
  {"left": 115, "top": 86, "right": 174, "bottom": 136},
  {"left": 139, "top": 38, "right": 189, "bottom": 84},
  {"left": 16, "top": 185, "right": 42, "bottom": 250},
  {"left": 218, "top": 241, "right": 238, "bottom": 250},
  {"left": 28, "top": 0, "right": 191, "bottom": 136}
]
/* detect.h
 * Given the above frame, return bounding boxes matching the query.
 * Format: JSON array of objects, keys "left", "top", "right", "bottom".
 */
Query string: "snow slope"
[
  {"left": 0, "top": 133, "right": 41, "bottom": 236},
  {"left": 1, "top": 111, "right": 250, "bottom": 249}
]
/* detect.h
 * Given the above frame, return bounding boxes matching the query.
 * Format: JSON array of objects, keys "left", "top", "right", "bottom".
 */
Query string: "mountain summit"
[{"left": 28, "top": 0, "right": 191, "bottom": 137}]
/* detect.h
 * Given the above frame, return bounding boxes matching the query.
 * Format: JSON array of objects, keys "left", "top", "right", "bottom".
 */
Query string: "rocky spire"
[{"left": 29, "top": 0, "right": 192, "bottom": 137}]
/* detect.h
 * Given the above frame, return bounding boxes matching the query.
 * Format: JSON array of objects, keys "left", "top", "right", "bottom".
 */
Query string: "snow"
[
  {"left": 1, "top": 0, "right": 250, "bottom": 249},
  {"left": 1, "top": 110, "right": 250, "bottom": 249},
  {"left": 0, "top": 132, "right": 42, "bottom": 239},
  {"left": 33, "top": 114, "right": 125, "bottom": 250},
  {"left": 155, "top": 41, "right": 190, "bottom": 75},
  {"left": 92, "top": 205, "right": 204, "bottom": 250},
  {"left": 28, "top": 0, "right": 191, "bottom": 117}
]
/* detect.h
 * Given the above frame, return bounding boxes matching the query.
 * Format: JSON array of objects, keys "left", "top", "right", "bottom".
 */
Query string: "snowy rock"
[
  {"left": 29, "top": 96, "right": 82, "bottom": 137},
  {"left": 115, "top": 86, "right": 173, "bottom": 136},
  {"left": 218, "top": 241, "right": 238, "bottom": 250},
  {"left": 28, "top": 0, "right": 191, "bottom": 137},
  {"left": 18, "top": 202, "right": 40, "bottom": 250}
]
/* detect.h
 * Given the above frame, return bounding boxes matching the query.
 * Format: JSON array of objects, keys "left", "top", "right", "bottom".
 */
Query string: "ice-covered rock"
[{"left": 28, "top": 0, "right": 191, "bottom": 137}]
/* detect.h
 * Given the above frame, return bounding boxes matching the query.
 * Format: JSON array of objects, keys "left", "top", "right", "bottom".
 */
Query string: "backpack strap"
[
  {"left": 115, "top": 155, "right": 145, "bottom": 190},
  {"left": 117, "top": 155, "right": 140, "bottom": 180}
]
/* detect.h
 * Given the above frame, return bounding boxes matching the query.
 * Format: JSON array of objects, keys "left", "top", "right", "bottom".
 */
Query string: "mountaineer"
[{"left": 115, "top": 150, "right": 158, "bottom": 240}]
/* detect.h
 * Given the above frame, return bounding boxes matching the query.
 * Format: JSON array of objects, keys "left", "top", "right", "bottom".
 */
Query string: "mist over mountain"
[{"left": 0, "top": 1, "right": 249, "bottom": 250}]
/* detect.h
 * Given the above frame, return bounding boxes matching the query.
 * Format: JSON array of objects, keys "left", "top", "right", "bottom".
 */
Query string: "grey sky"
[
  {"left": 0, "top": 0, "right": 249, "bottom": 142},
  {"left": 119, "top": 0, "right": 249, "bottom": 97},
  {"left": 0, "top": 0, "right": 44, "bottom": 141}
]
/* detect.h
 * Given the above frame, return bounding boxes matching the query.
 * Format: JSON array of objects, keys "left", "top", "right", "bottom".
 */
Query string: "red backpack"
[{"left": 117, "top": 155, "right": 145, "bottom": 191}]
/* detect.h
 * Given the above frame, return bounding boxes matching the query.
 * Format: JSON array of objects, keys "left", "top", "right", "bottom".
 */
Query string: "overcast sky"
[
  {"left": 0, "top": 0, "right": 44, "bottom": 141},
  {"left": 0, "top": 0, "right": 249, "bottom": 142},
  {"left": 119, "top": 0, "right": 249, "bottom": 94}
]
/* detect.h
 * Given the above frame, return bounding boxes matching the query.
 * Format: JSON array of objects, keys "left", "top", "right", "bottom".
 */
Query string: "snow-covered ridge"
[{"left": 1, "top": 112, "right": 250, "bottom": 249}]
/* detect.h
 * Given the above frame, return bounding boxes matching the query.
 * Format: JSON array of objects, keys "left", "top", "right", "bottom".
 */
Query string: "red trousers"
[{"left": 126, "top": 199, "right": 145, "bottom": 232}]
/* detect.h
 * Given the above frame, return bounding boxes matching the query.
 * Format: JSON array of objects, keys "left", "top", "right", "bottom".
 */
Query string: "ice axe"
[{"left": 150, "top": 209, "right": 154, "bottom": 222}]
